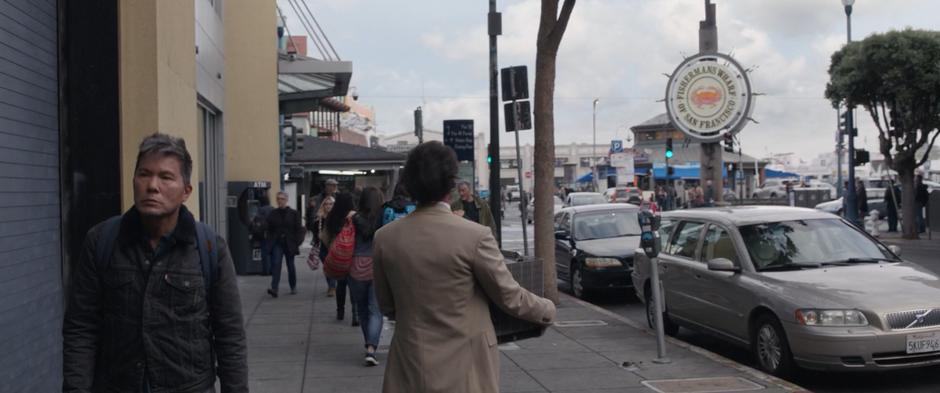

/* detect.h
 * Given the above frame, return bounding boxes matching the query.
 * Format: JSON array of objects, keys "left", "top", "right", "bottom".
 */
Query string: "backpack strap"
[
  {"left": 194, "top": 222, "right": 219, "bottom": 301},
  {"left": 94, "top": 216, "right": 124, "bottom": 272}
]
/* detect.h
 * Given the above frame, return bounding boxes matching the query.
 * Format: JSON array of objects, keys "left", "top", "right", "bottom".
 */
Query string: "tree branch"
[
  {"left": 547, "top": 0, "right": 576, "bottom": 49},
  {"left": 917, "top": 129, "right": 940, "bottom": 167}
]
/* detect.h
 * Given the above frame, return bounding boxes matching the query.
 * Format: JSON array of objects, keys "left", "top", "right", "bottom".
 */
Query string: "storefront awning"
[
  {"left": 286, "top": 136, "right": 405, "bottom": 171},
  {"left": 278, "top": 53, "right": 352, "bottom": 114}
]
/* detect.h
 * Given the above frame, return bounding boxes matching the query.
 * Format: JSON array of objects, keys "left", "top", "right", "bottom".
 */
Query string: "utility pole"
[
  {"left": 698, "top": 0, "right": 724, "bottom": 204},
  {"left": 842, "top": 0, "right": 858, "bottom": 224},
  {"left": 488, "top": 0, "right": 502, "bottom": 246},
  {"left": 836, "top": 109, "right": 844, "bottom": 198}
]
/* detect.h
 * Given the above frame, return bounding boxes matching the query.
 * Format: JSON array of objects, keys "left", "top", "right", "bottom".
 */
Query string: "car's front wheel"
[
  {"left": 752, "top": 314, "right": 794, "bottom": 377},
  {"left": 570, "top": 263, "right": 590, "bottom": 300}
]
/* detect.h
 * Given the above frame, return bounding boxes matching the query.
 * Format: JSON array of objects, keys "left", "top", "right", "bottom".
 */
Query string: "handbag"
[
  {"left": 323, "top": 217, "right": 356, "bottom": 279},
  {"left": 306, "top": 245, "right": 321, "bottom": 270}
]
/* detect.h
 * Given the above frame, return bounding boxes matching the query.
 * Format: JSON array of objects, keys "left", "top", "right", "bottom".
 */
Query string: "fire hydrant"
[{"left": 865, "top": 210, "right": 881, "bottom": 237}]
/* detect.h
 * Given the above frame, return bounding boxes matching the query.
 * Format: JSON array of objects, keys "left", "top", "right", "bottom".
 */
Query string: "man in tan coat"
[{"left": 374, "top": 142, "right": 555, "bottom": 393}]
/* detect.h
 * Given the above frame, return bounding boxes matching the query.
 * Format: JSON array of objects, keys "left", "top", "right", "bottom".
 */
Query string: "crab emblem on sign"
[{"left": 665, "top": 52, "right": 754, "bottom": 143}]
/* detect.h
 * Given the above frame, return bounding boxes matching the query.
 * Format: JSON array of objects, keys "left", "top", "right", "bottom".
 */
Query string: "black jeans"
[{"left": 270, "top": 243, "right": 296, "bottom": 293}]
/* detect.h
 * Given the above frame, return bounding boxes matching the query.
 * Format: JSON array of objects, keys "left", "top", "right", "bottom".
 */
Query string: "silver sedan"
[{"left": 632, "top": 206, "right": 940, "bottom": 376}]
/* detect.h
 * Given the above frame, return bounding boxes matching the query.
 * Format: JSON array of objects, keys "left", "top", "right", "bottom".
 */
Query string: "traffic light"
[
  {"left": 854, "top": 149, "right": 870, "bottom": 166},
  {"left": 486, "top": 143, "right": 493, "bottom": 164},
  {"left": 665, "top": 138, "right": 674, "bottom": 158},
  {"left": 414, "top": 106, "right": 424, "bottom": 142},
  {"left": 723, "top": 133, "right": 735, "bottom": 153},
  {"left": 839, "top": 111, "right": 857, "bottom": 137}
]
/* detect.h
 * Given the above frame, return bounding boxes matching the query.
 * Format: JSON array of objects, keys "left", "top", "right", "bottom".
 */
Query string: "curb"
[{"left": 561, "top": 293, "right": 810, "bottom": 393}]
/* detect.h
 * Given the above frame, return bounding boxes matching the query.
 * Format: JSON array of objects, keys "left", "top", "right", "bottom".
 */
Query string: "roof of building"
[
  {"left": 286, "top": 136, "right": 405, "bottom": 169},
  {"left": 631, "top": 113, "right": 672, "bottom": 130}
]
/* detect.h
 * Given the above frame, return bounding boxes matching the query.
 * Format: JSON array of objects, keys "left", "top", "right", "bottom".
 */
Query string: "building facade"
[{"left": 0, "top": 1, "right": 286, "bottom": 390}]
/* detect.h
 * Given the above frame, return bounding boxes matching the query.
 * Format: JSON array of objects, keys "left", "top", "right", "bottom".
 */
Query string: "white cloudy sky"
[{"left": 278, "top": 0, "right": 939, "bottom": 161}]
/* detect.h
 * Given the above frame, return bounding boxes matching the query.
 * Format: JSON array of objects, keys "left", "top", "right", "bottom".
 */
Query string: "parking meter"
[
  {"left": 638, "top": 210, "right": 662, "bottom": 258},
  {"left": 638, "top": 210, "right": 670, "bottom": 363}
]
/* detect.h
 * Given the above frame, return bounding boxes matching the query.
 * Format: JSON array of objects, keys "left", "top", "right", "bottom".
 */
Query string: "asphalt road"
[{"left": 500, "top": 210, "right": 940, "bottom": 393}]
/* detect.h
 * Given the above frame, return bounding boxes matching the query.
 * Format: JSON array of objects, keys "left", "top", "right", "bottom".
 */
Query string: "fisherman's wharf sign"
[{"left": 665, "top": 53, "right": 753, "bottom": 142}]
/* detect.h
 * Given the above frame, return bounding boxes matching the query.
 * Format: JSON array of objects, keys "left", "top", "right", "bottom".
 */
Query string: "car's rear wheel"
[
  {"left": 752, "top": 314, "right": 794, "bottom": 377},
  {"left": 645, "top": 284, "right": 678, "bottom": 336}
]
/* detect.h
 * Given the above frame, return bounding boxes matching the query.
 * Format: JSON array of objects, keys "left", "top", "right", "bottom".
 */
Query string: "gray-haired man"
[{"left": 63, "top": 133, "right": 247, "bottom": 392}]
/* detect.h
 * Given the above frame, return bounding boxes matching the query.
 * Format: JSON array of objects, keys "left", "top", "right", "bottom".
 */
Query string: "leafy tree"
[
  {"left": 534, "top": 0, "right": 575, "bottom": 302},
  {"left": 826, "top": 29, "right": 940, "bottom": 239}
]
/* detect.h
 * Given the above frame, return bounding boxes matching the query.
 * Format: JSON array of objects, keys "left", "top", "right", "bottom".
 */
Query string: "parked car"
[
  {"left": 505, "top": 185, "right": 521, "bottom": 202},
  {"left": 752, "top": 179, "right": 796, "bottom": 199},
  {"left": 632, "top": 206, "right": 940, "bottom": 377},
  {"left": 554, "top": 204, "right": 641, "bottom": 299},
  {"left": 527, "top": 195, "right": 564, "bottom": 224},
  {"left": 564, "top": 192, "right": 606, "bottom": 207},
  {"left": 604, "top": 187, "right": 643, "bottom": 204},
  {"left": 815, "top": 196, "right": 887, "bottom": 218}
]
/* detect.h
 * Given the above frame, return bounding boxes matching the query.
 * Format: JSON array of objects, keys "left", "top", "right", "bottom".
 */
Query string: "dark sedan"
[{"left": 553, "top": 204, "right": 641, "bottom": 299}]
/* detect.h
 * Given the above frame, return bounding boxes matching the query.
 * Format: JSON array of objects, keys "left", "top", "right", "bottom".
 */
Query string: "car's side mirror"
[
  {"left": 888, "top": 245, "right": 902, "bottom": 257},
  {"left": 554, "top": 231, "right": 569, "bottom": 240},
  {"left": 707, "top": 258, "right": 740, "bottom": 272}
]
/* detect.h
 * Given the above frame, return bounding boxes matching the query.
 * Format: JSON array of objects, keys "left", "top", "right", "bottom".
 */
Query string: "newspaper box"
[{"left": 490, "top": 251, "right": 546, "bottom": 344}]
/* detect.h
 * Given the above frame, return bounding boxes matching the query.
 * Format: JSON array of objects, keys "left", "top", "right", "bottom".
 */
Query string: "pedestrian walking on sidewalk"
[
  {"left": 348, "top": 187, "right": 385, "bottom": 366},
  {"left": 915, "top": 174, "right": 929, "bottom": 233},
  {"left": 322, "top": 192, "right": 358, "bottom": 325},
  {"left": 374, "top": 141, "right": 556, "bottom": 393},
  {"left": 451, "top": 181, "right": 497, "bottom": 237},
  {"left": 265, "top": 191, "right": 305, "bottom": 298},
  {"left": 312, "top": 195, "right": 337, "bottom": 297},
  {"left": 63, "top": 133, "right": 247, "bottom": 392},
  {"left": 381, "top": 183, "right": 416, "bottom": 226}
]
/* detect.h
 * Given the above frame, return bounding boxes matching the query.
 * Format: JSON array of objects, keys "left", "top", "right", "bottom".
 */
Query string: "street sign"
[
  {"left": 500, "top": 66, "right": 529, "bottom": 101},
  {"left": 443, "top": 120, "right": 475, "bottom": 162},
  {"left": 611, "top": 140, "right": 623, "bottom": 153},
  {"left": 504, "top": 101, "right": 532, "bottom": 132}
]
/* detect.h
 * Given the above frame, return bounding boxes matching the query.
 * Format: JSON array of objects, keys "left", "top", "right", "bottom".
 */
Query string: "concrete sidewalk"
[{"left": 238, "top": 245, "right": 806, "bottom": 393}]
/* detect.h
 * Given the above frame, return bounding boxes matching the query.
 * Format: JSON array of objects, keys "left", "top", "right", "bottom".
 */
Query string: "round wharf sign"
[{"left": 665, "top": 53, "right": 753, "bottom": 143}]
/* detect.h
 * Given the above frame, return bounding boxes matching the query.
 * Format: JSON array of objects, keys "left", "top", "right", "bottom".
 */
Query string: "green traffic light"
[
  {"left": 665, "top": 150, "right": 674, "bottom": 158},
  {"left": 487, "top": 156, "right": 493, "bottom": 164}
]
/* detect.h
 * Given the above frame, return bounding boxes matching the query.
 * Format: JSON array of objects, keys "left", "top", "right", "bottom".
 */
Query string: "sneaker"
[
  {"left": 364, "top": 353, "right": 379, "bottom": 367},
  {"left": 266, "top": 289, "right": 278, "bottom": 298},
  {"left": 327, "top": 288, "right": 336, "bottom": 297}
]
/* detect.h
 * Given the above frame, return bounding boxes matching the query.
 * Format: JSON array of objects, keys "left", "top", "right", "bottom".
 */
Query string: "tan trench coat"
[{"left": 373, "top": 203, "right": 555, "bottom": 393}]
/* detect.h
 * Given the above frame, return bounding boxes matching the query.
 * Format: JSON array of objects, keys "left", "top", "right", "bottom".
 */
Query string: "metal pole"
[
  {"left": 513, "top": 100, "right": 529, "bottom": 256},
  {"left": 844, "top": 4, "right": 858, "bottom": 224},
  {"left": 488, "top": 0, "right": 502, "bottom": 246},
  {"left": 836, "top": 109, "right": 844, "bottom": 199},
  {"left": 592, "top": 98, "right": 599, "bottom": 192},
  {"left": 650, "top": 255, "right": 671, "bottom": 363}
]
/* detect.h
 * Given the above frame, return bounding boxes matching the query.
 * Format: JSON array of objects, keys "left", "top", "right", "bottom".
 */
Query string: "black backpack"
[{"left": 94, "top": 216, "right": 219, "bottom": 302}]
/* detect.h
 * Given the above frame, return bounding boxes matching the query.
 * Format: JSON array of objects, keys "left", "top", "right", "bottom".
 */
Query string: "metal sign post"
[
  {"left": 502, "top": 65, "right": 531, "bottom": 256},
  {"left": 512, "top": 101, "right": 529, "bottom": 256}
]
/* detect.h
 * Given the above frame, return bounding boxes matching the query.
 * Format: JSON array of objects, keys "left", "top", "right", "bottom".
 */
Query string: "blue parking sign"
[{"left": 611, "top": 140, "right": 623, "bottom": 153}]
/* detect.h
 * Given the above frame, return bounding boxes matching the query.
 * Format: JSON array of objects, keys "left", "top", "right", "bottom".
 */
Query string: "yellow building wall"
[
  {"left": 119, "top": 0, "right": 200, "bottom": 215},
  {"left": 224, "top": 0, "right": 280, "bottom": 195}
]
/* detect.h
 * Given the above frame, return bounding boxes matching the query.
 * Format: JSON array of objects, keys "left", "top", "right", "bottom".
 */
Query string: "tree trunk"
[
  {"left": 897, "top": 164, "right": 918, "bottom": 239},
  {"left": 534, "top": 45, "right": 559, "bottom": 303},
  {"left": 533, "top": 0, "right": 575, "bottom": 304}
]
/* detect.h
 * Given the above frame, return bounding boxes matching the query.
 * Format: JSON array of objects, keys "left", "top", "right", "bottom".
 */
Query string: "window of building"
[
  {"left": 554, "top": 157, "right": 569, "bottom": 167},
  {"left": 579, "top": 157, "right": 592, "bottom": 167},
  {"left": 501, "top": 159, "right": 518, "bottom": 169}
]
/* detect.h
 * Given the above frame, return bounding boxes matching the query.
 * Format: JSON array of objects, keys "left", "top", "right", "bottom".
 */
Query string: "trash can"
[{"left": 490, "top": 250, "right": 546, "bottom": 344}]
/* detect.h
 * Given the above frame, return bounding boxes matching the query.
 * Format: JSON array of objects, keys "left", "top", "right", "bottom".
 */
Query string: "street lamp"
[
  {"left": 841, "top": 0, "right": 858, "bottom": 224},
  {"left": 592, "top": 98, "right": 599, "bottom": 191}
]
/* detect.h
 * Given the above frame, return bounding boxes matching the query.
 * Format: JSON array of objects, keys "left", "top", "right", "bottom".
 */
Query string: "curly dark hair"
[
  {"left": 325, "top": 192, "right": 355, "bottom": 237},
  {"left": 402, "top": 141, "right": 458, "bottom": 205}
]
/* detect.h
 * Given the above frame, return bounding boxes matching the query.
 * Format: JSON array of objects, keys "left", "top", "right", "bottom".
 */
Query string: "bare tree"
[{"left": 534, "top": 0, "right": 575, "bottom": 303}]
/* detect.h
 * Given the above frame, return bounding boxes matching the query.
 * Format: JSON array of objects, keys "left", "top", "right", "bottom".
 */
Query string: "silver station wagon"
[{"left": 632, "top": 206, "right": 940, "bottom": 376}]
